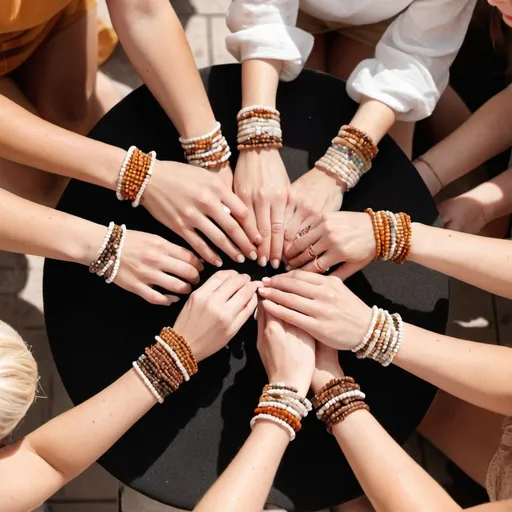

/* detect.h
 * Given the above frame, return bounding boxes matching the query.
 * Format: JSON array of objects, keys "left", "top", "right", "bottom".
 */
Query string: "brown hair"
[{"left": 488, "top": 4, "right": 512, "bottom": 73}]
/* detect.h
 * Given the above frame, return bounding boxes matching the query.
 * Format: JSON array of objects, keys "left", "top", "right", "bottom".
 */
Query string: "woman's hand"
[
  {"left": 257, "top": 305, "right": 315, "bottom": 396},
  {"left": 174, "top": 270, "right": 260, "bottom": 361},
  {"left": 285, "top": 211, "right": 375, "bottom": 279},
  {"left": 234, "top": 149, "right": 290, "bottom": 269},
  {"left": 311, "top": 343, "right": 344, "bottom": 395},
  {"left": 258, "top": 270, "right": 372, "bottom": 351},
  {"left": 283, "top": 168, "right": 345, "bottom": 256},
  {"left": 115, "top": 230, "right": 203, "bottom": 305},
  {"left": 143, "top": 160, "right": 260, "bottom": 267},
  {"left": 437, "top": 193, "right": 488, "bottom": 235}
]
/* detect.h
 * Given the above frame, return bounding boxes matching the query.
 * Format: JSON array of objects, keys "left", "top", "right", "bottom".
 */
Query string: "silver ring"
[{"left": 222, "top": 205, "right": 231, "bottom": 215}]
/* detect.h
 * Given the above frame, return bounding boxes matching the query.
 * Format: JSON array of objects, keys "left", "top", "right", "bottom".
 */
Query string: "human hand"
[
  {"left": 173, "top": 270, "right": 260, "bottom": 361},
  {"left": 285, "top": 211, "right": 375, "bottom": 280},
  {"left": 258, "top": 270, "right": 372, "bottom": 351},
  {"left": 115, "top": 230, "right": 203, "bottom": 305},
  {"left": 234, "top": 149, "right": 290, "bottom": 268},
  {"left": 143, "top": 160, "right": 259, "bottom": 267},
  {"left": 215, "top": 164, "right": 234, "bottom": 189},
  {"left": 311, "top": 343, "right": 344, "bottom": 394},
  {"left": 257, "top": 305, "right": 315, "bottom": 396},
  {"left": 438, "top": 193, "right": 488, "bottom": 235},
  {"left": 283, "top": 168, "right": 345, "bottom": 257}
]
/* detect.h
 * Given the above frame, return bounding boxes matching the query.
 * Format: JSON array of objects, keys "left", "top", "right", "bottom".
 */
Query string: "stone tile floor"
[{"left": 2, "top": 1, "right": 511, "bottom": 510}]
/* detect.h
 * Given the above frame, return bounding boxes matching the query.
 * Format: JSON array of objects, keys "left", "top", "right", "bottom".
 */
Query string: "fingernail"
[
  {"left": 166, "top": 295, "right": 180, "bottom": 304},
  {"left": 215, "top": 259, "right": 223, "bottom": 267},
  {"left": 285, "top": 265, "right": 291, "bottom": 271},
  {"left": 250, "top": 251, "right": 257, "bottom": 260},
  {"left": 262, "top": 276, "right": 270, "bottom": 283},
  {"left": 258, "top": 287, "right": 268, "bottom": 295},
  {"left": 259, "top": 256, "right": 267, "bottom": 267},
  {"left": 271, "top": 259, "right": 280, "bottom": 269},
  {"left": 237, "top": 254, "right": 245, "bottom": 263},
  {"left": 253, "top": 308, "right": 258, "bottom": 320},
  {"left": 255, "top": 235, "right": 262, "bottom": 245}
]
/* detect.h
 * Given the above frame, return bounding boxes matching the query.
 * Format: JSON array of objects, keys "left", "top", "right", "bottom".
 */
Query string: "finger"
[
  {"left": 166, "top": 243, "right": 204, "bottom": 272},
  {"left": 258, "top": 285, "right": 317, "bottom": 315},
  {"left": 161, "top": 256, "right": 201, "bottom": 285},
  {"left": 196, "top": 216, "right": 245, "bottom": 264},
  {"left": 215, "top": 273, "right": 251, "bottom": 302},
  {"left": 263, "top": 275, "right": 318, "bottom": 300},
  {"left": 270, "top": 197, "right": 286, "bottom": 269},
  {"left": 288, "top": 237, "right": 328, "bottom": 270},
  {"left": 261, "top": 299, "right": 316, "bottom": 333},
  {"left": 269, "top": 269, "right": 326, "bottom": 286},
  {"left": 254, "top": 199, "right": 271, "bottom": 266},
  {"left": 214, "top": 205, "right": 258, "bottom": 261},
  {"left": 286, "top": 224, "right": 322, "bottom": 261},
  {"left": 283, "top": 209, "right": 305, "bottom": 249},
  {"left": 300, "top": 250, "right": 337, "bottom": 274},
  {"left": 198, "top": 269, "right": 239, "bottom": 294},
  {"left": 331, "top": 261, "right": 368, "bottom": 281},
  {"left": 151, "top": 271, "right": 192, "bottom": 294},
  {"left": 228, "top": 279, "right": 260, "bottom": 310},
  {"left": 183, "top": 229, "right": 222, "bottom": 267},
  {"left": 133, "top": 283, "right": 178, "bottom": 306},
  {"left": 232, "top": 293, "right": 259, "bottom": 334}
]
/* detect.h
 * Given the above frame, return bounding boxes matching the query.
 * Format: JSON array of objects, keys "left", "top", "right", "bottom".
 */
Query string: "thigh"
[
  {"left": 304, "top": 34, "right": 328, "bottom": 72},
  {"left": 333, "top": 496, "right": 375, "bottom": 512},
  {"left": 0, "top": 77, "right": 68, "bottom": 207},
  {"left": 14, "top": 5, "right": 98, "bottom": 133},
  {"left": 326, "top": 35, "right": 414, "bottom": 158},
  {"left": 418, "top": 390, "right": 504, "bottom": 487}
]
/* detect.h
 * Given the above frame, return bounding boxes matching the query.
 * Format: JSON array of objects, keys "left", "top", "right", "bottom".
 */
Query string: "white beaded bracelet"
[
  {"left": 179, "top": 122, "right": 221, "bottom": 144},
  {"left": 132, "top": 361, "right": 164, "bottom": 404},
  {"left": 155, "top": 335, "right": 190, "bottom": 381},
  {"left": 352, "top": 306, "right": 379, "bottom": 353},
  {"left": 250, "top": 413, "right": 295, "bottom": 441},
  {"left": 316, "top": 390, "right": 366, "bottom": 419},
  {"left": 105, "top": 224, "right": 126, "bottom": 284},
  {"left": 116, "top": 146, "right": 136, "bottom": 200}
]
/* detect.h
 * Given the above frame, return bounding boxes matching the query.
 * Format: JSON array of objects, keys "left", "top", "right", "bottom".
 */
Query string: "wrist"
[
  {"left": 313, "top": 166, "right": 348, "bottom": 194},
  {"left": 267, "top": 376, "right": 310, "bottom": 397},
  {"left": 67, "top": 221, "right": 106, "bottom": 266}
]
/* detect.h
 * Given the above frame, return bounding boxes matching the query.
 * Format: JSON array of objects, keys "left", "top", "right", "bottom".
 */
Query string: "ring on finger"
[
  {"left": 222, "top": 205, "right": 231, "bottom": 215},
  {"left": 315, "top": 257, "right": 329, "bottom": 274},
  {"left": 308, "top": 245, "right": 318, "bottom": 259},
  {"left": 296, "top": 225, "right": 311, "bottom": 240}
]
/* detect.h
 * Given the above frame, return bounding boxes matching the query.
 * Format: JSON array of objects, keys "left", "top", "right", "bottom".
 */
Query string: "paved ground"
[{"left": 1, "top": 1, "right": 511, "bottom": 511}]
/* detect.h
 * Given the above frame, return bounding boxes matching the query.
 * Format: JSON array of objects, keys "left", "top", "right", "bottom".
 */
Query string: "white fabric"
[{"left": 226, "top": 0, "right": 477, "bottom": 121}]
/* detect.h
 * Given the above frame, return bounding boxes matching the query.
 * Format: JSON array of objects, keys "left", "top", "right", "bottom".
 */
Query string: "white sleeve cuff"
[{"left": 226, "top": 23, "right": 314, "bottom": 82}]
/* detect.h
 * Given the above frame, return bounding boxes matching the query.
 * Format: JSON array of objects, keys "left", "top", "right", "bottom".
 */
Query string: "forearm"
[
  {"left": 394, "top": 324, "right": 512, "bottom": 416},
  {"left": 333, "top": 410, "right": 461, "bottom": 512},
  {"left": 348, "top": 98, "right": 396, "bottom": 145},
  {"left": 417, "top": 86, "right": 512, "bottom": 188},
  {"left": 0, "top": 94, "right": 124, "bottom": 190},
  {"left": 194, "top": 422, "right": 289, "bottom": 512},
  {"left": 242, "top": 59, "right": 282, "bottom": 108},
  {"left": 409, "top": 223, "right": 512, "bottom": 299},
  {"left": 108, "top": 0, "right": 217, "bottom": 138},
  {"left": 0, "top": 189, "right": 103, "bottom": 265}
]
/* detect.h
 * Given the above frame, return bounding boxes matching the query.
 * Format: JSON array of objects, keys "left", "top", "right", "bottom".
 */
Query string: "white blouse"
[{"left": 226, "top": 0, "right": 477, "bottom": 122}]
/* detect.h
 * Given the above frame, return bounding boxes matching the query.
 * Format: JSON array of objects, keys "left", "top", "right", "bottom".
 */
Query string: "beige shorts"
[
  {"left": 297, "top": 10, "right": 397, "bottom": 48},
  {"left": 486, "top": 417, "right": 512, "bottom": 501}
]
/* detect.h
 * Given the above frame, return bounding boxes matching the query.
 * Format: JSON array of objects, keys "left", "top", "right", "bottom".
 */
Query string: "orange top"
[{"left": 0, "top": 0, "right": 117, "bottom": 76}]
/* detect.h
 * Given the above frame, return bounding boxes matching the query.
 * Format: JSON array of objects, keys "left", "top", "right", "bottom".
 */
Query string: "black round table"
[{"left": 43, "top": 64, "right": 448, "bottom": 512}]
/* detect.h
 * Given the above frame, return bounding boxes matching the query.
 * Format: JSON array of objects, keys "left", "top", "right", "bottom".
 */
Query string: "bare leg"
[
  {"left": 418, "top": 391, "right": 504, "bottom": 487},
  {"left": 333, "top": 496, "right": 375, "bottom": 512},
  {"left": 326, "top": 35, "right": 414, "bottom": 158},
  {"left": 304, "top": 33, "right": 327, "bottom": 72}
]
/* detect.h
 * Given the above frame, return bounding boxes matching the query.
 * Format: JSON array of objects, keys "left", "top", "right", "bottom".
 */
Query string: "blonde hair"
[{"left": 0, "top": 320, "right": 38, "bottom": 442}]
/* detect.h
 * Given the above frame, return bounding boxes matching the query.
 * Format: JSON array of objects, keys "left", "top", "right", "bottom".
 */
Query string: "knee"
[{"left": 38, "top": 93, "right": 90, "bottom": 133}]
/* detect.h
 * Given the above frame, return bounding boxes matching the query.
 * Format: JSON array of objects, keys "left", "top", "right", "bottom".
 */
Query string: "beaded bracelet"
[
  {"left": 251, "top": 383, "right": 312, "bottom": 441},
  {"left": 315, "top": 125, "right": 378, "bottom": 190},
  {"left": 132, "top": 327, "right": 197, "bottom": 402},
  {"left": 351, "top": 306, "right": 404, "bottom": 366},
  {"left": 237, "top": 105, "right": 283, "bottom": 151},
  {"left": 116, "top": 146, "right": 156, "bottom": 207},
  {"left": 89, "top": 222, "right": 127, "bottom": 284},
  {"left": 313, "top": 377, "right": 369, "bottom": 433},
  {"left": 365, "top": 209, "right": 412, "bottom": 263},
  {"left": 179, "top": 122, "right": 232, "bottom": 169}
]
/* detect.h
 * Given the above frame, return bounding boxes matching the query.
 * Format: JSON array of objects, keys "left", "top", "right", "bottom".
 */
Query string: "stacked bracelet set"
[
  {"left": 352, "top": 306, "right": 404, "bottom": 367},
  {"left": 312, "top": 377, "right": 369, "bottom": 433},
  {"left": 237, "top": 106, "right": 283, "bottom": 151},
  {"left": 365, "top": 209, "right": 412, "bottom": 263},
  {"left": 132, "top": 327, "right": 198, "bottom": 403},
  {"left": 179, "top": 121, "right": 231, "bottom": 169},
  {"left": 250, "top": 383, "right": 312, "bottom": 441},
  {"left": 116, "top": 146, "right": 156, "bottom": 207},
  {"left": 89, "top": 222, "right": 126, "bottom": 284},
  {"left": 316, "top": 125, "right": 378, "bottom": 190}
]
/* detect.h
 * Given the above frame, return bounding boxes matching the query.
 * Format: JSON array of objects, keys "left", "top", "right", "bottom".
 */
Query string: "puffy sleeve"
[
  {"left": 225, "top": 0, "right": 314, "bottom": 82},
  {"left": 346, "top": 0, "right": 477, "bottom": 122}
]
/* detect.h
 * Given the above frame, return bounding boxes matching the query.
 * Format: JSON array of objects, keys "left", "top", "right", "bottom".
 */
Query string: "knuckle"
[
  {"left": 255, "top": 189, "right": 267, "bottom": 201},
  {"left": 183, "top": 207, "right": 196, "bottom": 220},
  {"left": 271, "top": 222, "right": 284, "bottom": 234}
]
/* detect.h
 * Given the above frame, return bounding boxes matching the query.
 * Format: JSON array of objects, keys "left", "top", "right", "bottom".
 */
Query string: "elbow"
[{"left": 106, "top": 0, "right": 165, "bottom": 18}]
